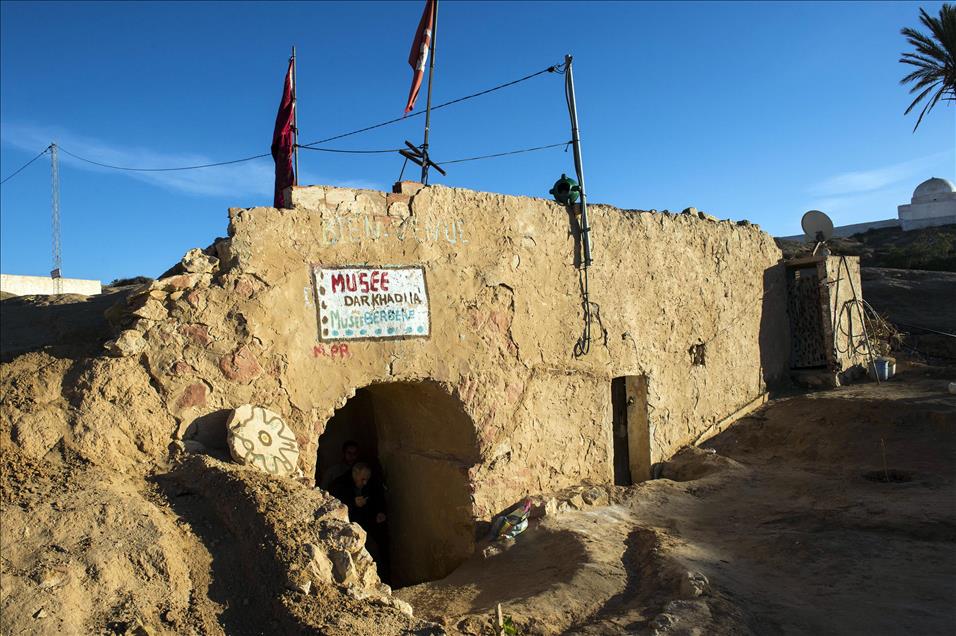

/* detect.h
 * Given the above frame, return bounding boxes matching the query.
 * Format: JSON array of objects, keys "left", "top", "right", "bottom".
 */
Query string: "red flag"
[
  {"left": 404, "top": 0, "right": 435, "bottom": 114},
  {"left": 272, "top": 57, "right": 295, "bottom": 208}
]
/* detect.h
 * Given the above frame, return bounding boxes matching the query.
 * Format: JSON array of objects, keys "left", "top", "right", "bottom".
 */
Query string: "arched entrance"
[{"left": 316, "top": 380, "right": 479, "bottom": 588}]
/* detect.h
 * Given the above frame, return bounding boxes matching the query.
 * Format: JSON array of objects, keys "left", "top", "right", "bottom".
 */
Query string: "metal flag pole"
[
  {"left": 564, "top": 53, "right": 591, "bottom": 267},
  {"left": 50, "top": 142, "right": 62, "bottom": 286},
  {"left": 420, "top": 0, "right": 438, "bottom": 184},
  {"left": 292, "top": 46, "right": 299, "bottom": 186}
]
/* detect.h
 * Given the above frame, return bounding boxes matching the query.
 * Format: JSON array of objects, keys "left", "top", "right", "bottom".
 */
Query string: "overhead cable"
[
  {"left": 56, "top": 147, "right": 271, "bottom": 172},
  {"left": 299, "top": 63, "right": 561, "bottom": 148},
  {"left": 296, "top": 145, "right": 403, "bottom": 154},
  {"left": 441, "top": 141, "right": 570, "bottom": 164},
  {"left": 0, "top": 145, "right": 52, "bottom": 185},
  {"left": 3, "top": 63, "right": 563, "bottom": 177}
]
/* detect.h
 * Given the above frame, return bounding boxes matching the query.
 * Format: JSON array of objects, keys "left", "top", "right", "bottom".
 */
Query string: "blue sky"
[{"left": 1, "top": 1, "right": 953, "bottom": 281}]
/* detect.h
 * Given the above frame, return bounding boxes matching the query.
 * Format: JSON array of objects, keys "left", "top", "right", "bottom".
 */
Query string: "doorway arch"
[{"left": 316, "top": 380, "right": 480, "bottom": 587}]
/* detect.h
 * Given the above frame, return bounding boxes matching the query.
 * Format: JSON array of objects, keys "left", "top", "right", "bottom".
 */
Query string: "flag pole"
[
  {"left": 292, "top": 45, "right": 299, "bottom": 186},
  {"left": 420, "top": 0, "right": 438, "bottom": 184}
]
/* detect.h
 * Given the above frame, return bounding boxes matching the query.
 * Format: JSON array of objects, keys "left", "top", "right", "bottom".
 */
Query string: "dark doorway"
[
  {"left": 316, "top": 381, "right": 479, "bottom": 588},
  {"left": 315, "top": 388, "right": 378, "bottom": 488},
  {"left": 611, "top": 376, "right": 651, "bottom": 486}
]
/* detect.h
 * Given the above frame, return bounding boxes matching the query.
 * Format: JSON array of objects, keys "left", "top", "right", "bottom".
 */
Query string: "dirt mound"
[
  {"left": 0, "top": 449, "right": 215, "bottom": 635},
  {"left": 163, "top": 455, "right": 430, "bottom": 635},
  {"left": 0, "top": 349, "right": 175, "bottom": 474},
  {"left": 0, "top": 448, "right": 439, "bottom": 635},
  {"left": 0, "top": 288, "right": 133, "bottom": 362}
]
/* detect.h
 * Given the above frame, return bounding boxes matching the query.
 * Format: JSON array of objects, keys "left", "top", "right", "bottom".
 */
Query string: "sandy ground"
[{"left": 400, "top": 363, "right": 956, "bottom": 635}]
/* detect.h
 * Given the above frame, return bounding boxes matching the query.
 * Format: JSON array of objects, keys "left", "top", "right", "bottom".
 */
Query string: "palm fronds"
[{"left": 899, "top": 4, "right": 956, "bottom": 131}]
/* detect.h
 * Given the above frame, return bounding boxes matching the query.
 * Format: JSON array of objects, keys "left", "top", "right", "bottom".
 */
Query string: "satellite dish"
[{"left": 801, "top": 210, "right": 834, "bottom": 243}]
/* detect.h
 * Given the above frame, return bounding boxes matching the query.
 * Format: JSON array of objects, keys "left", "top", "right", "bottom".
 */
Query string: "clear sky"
[{"left": 1, "top": 1, "right": 953, "bottom": 281}]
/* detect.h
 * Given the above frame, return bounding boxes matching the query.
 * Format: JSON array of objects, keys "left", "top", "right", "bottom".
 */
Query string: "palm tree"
[{"left": 899, "top": 3, "right": 956, "bottom": 131}]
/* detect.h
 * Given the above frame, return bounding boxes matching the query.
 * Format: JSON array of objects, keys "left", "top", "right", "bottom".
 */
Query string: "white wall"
[
  {"left": 0, "top": 274, "right": 102, "bottom": 297},
  {"left": 898, "top": 198, "right": 956, "bottom": 231}
]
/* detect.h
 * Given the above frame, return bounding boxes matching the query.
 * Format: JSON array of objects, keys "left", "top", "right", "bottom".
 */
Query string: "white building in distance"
[
  {"left": 779, "top": 177, "right": 956, "bottom": 240},
  {"left": 898, "top": 177, "right": 956, "bottom": 231}
]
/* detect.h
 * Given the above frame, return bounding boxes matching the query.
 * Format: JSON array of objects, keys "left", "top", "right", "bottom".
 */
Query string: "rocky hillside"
[{"left": 776, "top": 224, "right": 956, "bottom": 272}]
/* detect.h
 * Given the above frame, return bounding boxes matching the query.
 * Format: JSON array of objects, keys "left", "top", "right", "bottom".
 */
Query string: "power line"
[
  {"left": 441, "top": 141, "right": 570, "bottom": 165},
  {"left": 1, "top": 63, "right": 563, "bottom": 178},
  {"left": 0, "top": 145, "right": 52, "bottom": 185},
  {"left": 299, "top": 64, "right": 561, "bottom": 148},
  {"left": 296, "top": 145, "right": 402, "bottom": 154},
  {"left": 57, "top": 147, "right": 270, "bottom": 172}
]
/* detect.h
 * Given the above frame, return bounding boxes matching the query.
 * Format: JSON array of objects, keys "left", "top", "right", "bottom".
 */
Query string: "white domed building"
[{"left": 898, "top": 177, "right": 956, "bottom": 231}]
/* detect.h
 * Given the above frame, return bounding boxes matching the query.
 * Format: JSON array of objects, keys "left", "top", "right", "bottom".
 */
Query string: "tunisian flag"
[
  {"left": 272, "top": 57, "right": 295, "bottom": 208},
  {"left": 404, "top": 0, "right": 436, "bottom": 114}
]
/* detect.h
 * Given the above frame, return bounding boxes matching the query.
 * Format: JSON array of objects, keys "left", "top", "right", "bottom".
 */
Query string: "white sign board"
[{"left": 313, "top": 265, "right": 430, "bottom": 341}]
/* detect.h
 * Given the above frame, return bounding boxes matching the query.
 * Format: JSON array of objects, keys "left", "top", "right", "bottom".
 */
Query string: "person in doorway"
[
  {"left": 319, "top": 440, "right": 360, "bottom": 490},
  {"left": 330, "top": 462, "right": 391, "bottom": 581}
]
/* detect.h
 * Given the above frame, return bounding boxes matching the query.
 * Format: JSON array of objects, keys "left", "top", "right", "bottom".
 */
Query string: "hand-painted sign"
[{"left": 313, "top": 265, "right": 430, "bottom": 341}]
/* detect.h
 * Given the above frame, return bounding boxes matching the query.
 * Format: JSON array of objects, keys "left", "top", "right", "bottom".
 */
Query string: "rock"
[
  {"left": 226, "top": 405, "right": 300, "bottom": 476},
  {"left": 387, "top": 597, "right": 414, "bottom": 617},
  {"left": 581, "top": 486, "right": 608, "bottom": 506},
  {"left": 325, "top": 188, "right": 356, "bottom": 206},
  {"left": 387, "top": 200, "right": 411, "bottom": 222},
  {"left": 650, "top": 612, "right": 676, "bottom": 631},
  {"left": 158, "top": 273, "right": 200, "bottom": 291},
  {"left": 179, "top": 324, "right": 210, "bottom": 346},
  {"left": 528, "top": 496, "right": 556, "bottom": 519},
  {"left": 736, "top": 219, "right": 751, "bottom": 226},
  {"left": 698, "top": 211, "right": 718, "bottom": 222},
  {"left": 33, "top": 608, "right": 47, "bottom": 619},
  {"left": 679, "top": 571, "right": 710, "bottom": 597},
  {"left": 481, "top": 544, "right": 503, "bottom": 559},
  {"left": 174, "top": 383, "right": 208, "bottom": 411},
  {"left": 322, "top": 523, "right": 366, "bottom": 553},
  {"left": 682, "top": 207, "right": 698, "bottom": 215},
  {"left": 567, "top": 493, "right": 585, "bottom": 510},
  {"left": 329, "top": 549, "right": 356, "bottom": 584},
  {"left": 181, "top": 248, "right": 219, "bottom": 274},
  {"left": 131, "top": 299, "right": 167, "bottom": 322},
  {"left": 392, "top": 180, "right": 424, "bottom": 196},
  {"left": 35, "top": 569, "right": 65, "bottom": 589},
  {"left": 105, "top": 330, "right": 147, "bottom": 357},
  {"left": 304, "top": 543, "right": 334, "bottom": 580},
  {"left": 218, "top": 346, "right": 262, "bottom": 384}
]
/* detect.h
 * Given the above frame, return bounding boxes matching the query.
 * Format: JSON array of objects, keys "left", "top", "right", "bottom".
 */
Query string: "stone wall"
[{"left": 108, "top": 183, "right": 789, "bottom": 530}]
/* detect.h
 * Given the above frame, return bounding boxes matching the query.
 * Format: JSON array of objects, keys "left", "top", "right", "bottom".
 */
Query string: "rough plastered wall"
[
  {"left": 821, "top": 255, "right": 869, "bottom": 373},
  {"left": 108, "top": 183, "right": 788, "bottom": 524}
]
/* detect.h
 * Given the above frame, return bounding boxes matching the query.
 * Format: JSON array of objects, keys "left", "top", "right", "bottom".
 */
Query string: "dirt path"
[{"left": 400, "top": 366, "right": 956, "bottom": 634}]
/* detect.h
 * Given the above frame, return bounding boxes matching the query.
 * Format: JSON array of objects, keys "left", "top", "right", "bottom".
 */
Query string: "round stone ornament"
[{"left": 226, "top": 404, "right": 300, "bottom": 476}]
